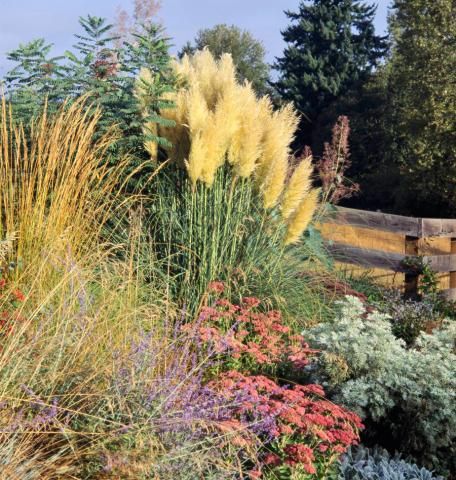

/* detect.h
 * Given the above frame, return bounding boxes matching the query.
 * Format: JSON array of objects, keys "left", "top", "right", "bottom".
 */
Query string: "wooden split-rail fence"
[{"left": 319, "top": 207, "right": 456, "bottom": 300}]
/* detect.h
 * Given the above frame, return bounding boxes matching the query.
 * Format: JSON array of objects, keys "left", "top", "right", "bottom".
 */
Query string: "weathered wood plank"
[
  {"left": 329, "top": 207, "right": 421, "bottom": 236},
  {"left": 405, "top": 236, "right": 420, "bottom": 298},
  {"left": 441, "top": 288, "right": 456, "bottom": 301},
  {"left": 328, "top": 206, "right": 456, "bottom": 238},
  {"left": 319, "top": 221, "right": 405, "bottom": 253},
  {"left": 451, "top": 240, "right": 456, "bottom": 290},
  {"left": 421, "top": 218, "right": 456, "bottom": 238},
  {"left": 327, "top": 242, "right": 456, "bottom": 274},
  {"left": 327, "top": 242, "right": 409, "bottom": 272},
  {"left": 424, "top": 254, "right": 456, "bottom": 273}
]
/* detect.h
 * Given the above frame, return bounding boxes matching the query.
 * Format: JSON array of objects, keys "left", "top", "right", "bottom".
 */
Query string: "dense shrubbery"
[
  {"left": 303, "top": 296, "right": 456, "bottom": 476},
  {"left": 0, "top": 54, "right": 352, "bottom": 479}
]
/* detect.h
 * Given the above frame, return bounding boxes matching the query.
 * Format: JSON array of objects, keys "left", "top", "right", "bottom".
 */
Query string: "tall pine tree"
[{"left": 274, "top": 0, "right": 387, "bottom": 147}]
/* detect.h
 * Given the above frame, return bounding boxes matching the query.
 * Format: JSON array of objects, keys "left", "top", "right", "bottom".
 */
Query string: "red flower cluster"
[
  {"left": 207, "top": 281, "right": 226, "bottom": 294},
  {"left": 210, "top": 371, "right": 363, "bottom": 477},
  {"left": 185, "top": 286, "right": 363, "bottom": 478},
  {"left": 187, "top": 293, "right": 318, "bottom": 370}
]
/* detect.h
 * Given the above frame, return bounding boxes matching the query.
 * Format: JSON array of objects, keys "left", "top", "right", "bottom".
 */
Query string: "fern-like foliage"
[{"left": 3, "top": 16, "right": 175, "bottom": 193}]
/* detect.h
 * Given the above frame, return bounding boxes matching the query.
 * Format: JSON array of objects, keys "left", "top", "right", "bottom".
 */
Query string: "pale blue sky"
[{"left": 0, "top": 0, "right": 391, "bottom": 76}]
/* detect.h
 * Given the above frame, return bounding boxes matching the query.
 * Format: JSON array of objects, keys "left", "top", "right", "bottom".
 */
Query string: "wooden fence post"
[
  {"left": 450, "top": 238, "right": 456, "bottom": 300},
  {"left": 404, "top": 235, "right": 420, "bottom": 299}
]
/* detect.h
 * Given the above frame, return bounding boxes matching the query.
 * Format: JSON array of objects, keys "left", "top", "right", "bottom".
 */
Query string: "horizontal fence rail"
[
  {"left": 321, "top": 207, "right": 456, "bottom": 300},
  {"left": 329, "top": 207, "right": 456, "bottom": 238}
]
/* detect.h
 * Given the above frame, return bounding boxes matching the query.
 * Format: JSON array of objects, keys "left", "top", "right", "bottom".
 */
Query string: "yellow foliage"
[
  {"left": 186, "top": 83, "right": 210, "bottom": 134},
  {"left": 0, "top": 97, "right": 130, "bottom": 266},
  {"left": 228, "top": 84, "right": 263, "bottom": 178},
  {"left": 144, "top": 121, "right": 158, "bottom": 160},
  {"left": 186, "top": 132, "right": 207, "bottom": 185},
  {"left": 135, "top": 68, "right": 158, "bottom": 160},
  {"left": 256, "top": 103, "right": 299, "bottom": 208},
  {"left": 256, "top": 103, "right": 299, "bottom": 181},
  {"left": 261, "top": 155, "right": 289, "bottom": 209}
]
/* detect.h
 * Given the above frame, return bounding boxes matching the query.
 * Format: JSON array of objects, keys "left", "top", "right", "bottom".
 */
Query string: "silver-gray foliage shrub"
[
  {"left": 303, "top": 296, "right": 456, "bottom": 476},
  {"left": 339, "top": 447, "right": 444, "bottom": 480}
]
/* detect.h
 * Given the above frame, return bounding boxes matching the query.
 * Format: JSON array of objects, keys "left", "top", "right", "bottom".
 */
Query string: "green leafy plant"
[
  {"left": 387, "top": 0, "right": 456, "bottom": 216},
  {"left": 374, "top": 289, "right": 441, "bottom": 346},
  {"left": 4, "top": 15, "right": 175, "bottom": 193},
  {"left": 179, "top": 23, "right": 271, "bottom": 95}
]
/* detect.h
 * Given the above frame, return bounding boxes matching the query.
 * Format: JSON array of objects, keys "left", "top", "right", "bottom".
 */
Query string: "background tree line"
[
  {"left": 182, "top": 0, "right": 455, "bottom": 217},
  {"left": 1, "top": 0, "right": 454, "bottom": 216},
  {"left": 273, "top": 0, "right": 455, "bottom": 217}
]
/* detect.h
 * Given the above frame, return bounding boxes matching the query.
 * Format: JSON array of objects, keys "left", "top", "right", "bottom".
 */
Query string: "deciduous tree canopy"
[{"left": 179, "top": 24, "right": 270, "bottom": 95}]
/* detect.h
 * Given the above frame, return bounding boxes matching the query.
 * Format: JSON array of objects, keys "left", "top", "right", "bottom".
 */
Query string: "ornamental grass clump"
[
  {"left": 137, "top": 50, "right": 321, "bottom": 309},
  {"left": 0, "top": 96, "right": 140, "bottom": 282},
  {"left": 137, "top": 49, "right": 319, "bottom": 232},
  {"left": 0, "top": 99, "right": 177, "bottom": 478}
]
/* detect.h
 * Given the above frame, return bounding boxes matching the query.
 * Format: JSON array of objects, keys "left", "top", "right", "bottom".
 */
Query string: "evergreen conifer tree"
[{"left": 274, "top": 0, "right": 387, "bottom": 146}]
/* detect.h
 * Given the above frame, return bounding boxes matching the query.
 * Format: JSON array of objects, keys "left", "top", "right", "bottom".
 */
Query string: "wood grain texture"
[
  {"left": 327, "top": 243, "right": 408, "bottom": 271},
  {"left": 321, "top": 207, "right": 456, "bottom": 293},
  {"left": 442, "top": 287, "right": 456, "bottom": 301},
  {"left": 424, "top": 254, "right": 456, "bottom": 273},
  {"left": 329, "top": 207, "right": 456, "bottom": 238},
  {"left": 328, "top": 207, "right": 421, "bottom": 236},
  {"left": 327, "top": 242, "right": 456, "bottom": 273}
]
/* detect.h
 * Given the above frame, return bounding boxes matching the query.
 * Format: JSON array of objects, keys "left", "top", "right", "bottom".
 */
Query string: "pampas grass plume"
[
  {"left": 186, "top": 132, "right": 207, "bottom": 185},
  {"left": 191, "top": 49, "right": 219, "bottom": 109},
  {"left": 261, "top": 155, "right": 289, "bottom": 209},
  {"left": 146, "top": 50, "right": 305, "bottom": 195},
  {"left": 229, "top": 84, "right": 263, "bottom": 178},
  {"left": 186, "top": 84, "right": 209, "bottom": 134},
  {"left": 284, "top": 188, "right": 320, "bottom": 245},
  {"left": 281, "top": 156, "right": 313, "bottom": 220}
]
